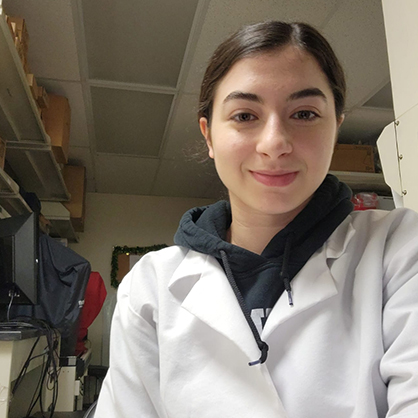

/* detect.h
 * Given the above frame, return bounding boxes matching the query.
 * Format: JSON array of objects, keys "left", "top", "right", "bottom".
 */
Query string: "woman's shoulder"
[
  {"left": 351, "top": 208, "right": 418, "bottom": 219},
  {"left": 349, "top": 207, "right": 418, "bottom": 233},
  {"left": 121, "top": 246, "right": 207, "bottom": 290},
  {"left": 129, "top": 245, "right": 194, "bottom": 277},
  {"left": 338, "top": 208, "right": 418, "bottom": 255},
  {"left": 118, "top": 246, "right": 212, "bottom": 318},
  {"left": 327, "top": 208, "right": 418, "bottom": 256}
]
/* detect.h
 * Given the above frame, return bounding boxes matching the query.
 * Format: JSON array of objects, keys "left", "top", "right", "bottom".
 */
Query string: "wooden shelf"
[
  {"left": 0, "top": 13, "right": 70, "bottom": 202},
  {"left": 330, "top": 171, "right": 390, "bottom": 194}
]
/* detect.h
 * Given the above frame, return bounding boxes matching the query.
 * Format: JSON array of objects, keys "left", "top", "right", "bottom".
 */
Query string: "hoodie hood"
[{"left": 174, "top": 174, "right": 353, "bottom": 270}]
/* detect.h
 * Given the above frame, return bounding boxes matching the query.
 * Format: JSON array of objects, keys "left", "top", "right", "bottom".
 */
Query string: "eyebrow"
[
  {"left": 287, "top": 88, "right": 327, "bottom": 102},
  {"left": 223, "top": 91, "right": 263, "bottom": 104},
  {"left": 222, "top": 87, "right": 327, "bottom": 105}
]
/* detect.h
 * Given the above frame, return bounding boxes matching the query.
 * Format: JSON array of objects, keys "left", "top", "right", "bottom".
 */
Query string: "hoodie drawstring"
[
  {"left": 220, "top": 250, "right": 269, "bottom": 366},
  {"left": 219, "top": 233, "right": 294, "bottom": 366},
  {"left": 280, "top": 233, "right": 294, "bottom": 306}
]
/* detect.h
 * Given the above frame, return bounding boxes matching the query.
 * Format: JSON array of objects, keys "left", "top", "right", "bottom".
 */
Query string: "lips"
[{"left": 250, "top": 170, "right": 298, "bottom": 187}]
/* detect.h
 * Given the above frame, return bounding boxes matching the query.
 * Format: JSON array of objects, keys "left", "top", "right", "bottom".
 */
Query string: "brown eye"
[
  {"left": 292, "top": 110, "right": 318, "bottom": 121},
  {"left": 233, "top": 112, "right": 256, "bottom": 122}
]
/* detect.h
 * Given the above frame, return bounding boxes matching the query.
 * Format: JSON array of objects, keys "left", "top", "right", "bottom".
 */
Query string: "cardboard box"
[
  {"left": 0, "top": 137, "right": 6, "bottom": 170},
  {"left": 7, "top": 17, "right": 29, "bottom": 72},
  {"left": 5, "top": 15, "right": 15, "bottom": 37},
  {"left": 14, "top": 36, "right": 25, "bottom": 63},
  {"left": 22, "top": 54, "right": 31, "bottom": 74},
  {"left": 10, "top": 21, "right": 17, "bottom": 37},
  {"left": 42, "top": 95, "right": 71, "bottom": 164},
  {"left": 35, "top": 102, "right": 42, "bottom": 118},
  {"left": 36, "top": 86, "right": 49, "bottom": 109},
  {"left": 330, "top": 144, "right": 375, "bottom": 173},
  {"left": 8, "top": 17, "right": 25, "bottom": 33},
  {"left": 8, "top": 17, "right": 29, "bottom": 44},
  {"left": 62, "top": 165, "right": 86, "bottom": 232},
  {"left": 26, "top": 74, "right": 38, "bottom": 101}
]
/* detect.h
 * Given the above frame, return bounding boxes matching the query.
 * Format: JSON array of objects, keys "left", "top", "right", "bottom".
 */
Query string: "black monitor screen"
[{"left": 0, "top": 213, "right": 39, "bottom": 305}]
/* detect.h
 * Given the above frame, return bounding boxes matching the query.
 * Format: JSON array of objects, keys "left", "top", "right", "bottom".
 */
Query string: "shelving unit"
[
  {"left": 0, "top": 166, "right": 32, "bottom": 216},
  {"left": 0, "top": 13, "right": 70, "bottom": 202},
  {"left": 41, "top": 202, "right": 79, "bottom": 243},
  {"left": 330, "top": 171, "right": 390, "bottom": 194}
]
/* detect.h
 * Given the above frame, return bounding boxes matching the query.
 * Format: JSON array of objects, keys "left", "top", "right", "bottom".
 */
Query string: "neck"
[{"left": 227, "top": 204, "right": 302, "bottom": 255}]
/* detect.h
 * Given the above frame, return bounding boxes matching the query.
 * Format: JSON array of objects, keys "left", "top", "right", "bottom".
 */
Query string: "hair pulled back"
[{"left": 198, "top": 21, "right": 346, "bottom": 124}]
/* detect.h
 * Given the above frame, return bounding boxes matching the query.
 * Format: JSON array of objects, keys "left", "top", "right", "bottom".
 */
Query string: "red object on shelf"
[{"left": 352, "top": 192, "right": 379, "bottom": 211}]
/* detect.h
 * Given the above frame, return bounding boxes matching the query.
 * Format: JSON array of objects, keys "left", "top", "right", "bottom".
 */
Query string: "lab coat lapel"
[
  {"left": 168, "top": 250, "right": 261, "bottom": 363},
  {"left": 262, "top": 219, "right": 356, "bottom": 339}
]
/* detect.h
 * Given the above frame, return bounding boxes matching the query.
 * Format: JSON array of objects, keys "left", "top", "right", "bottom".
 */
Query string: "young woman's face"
[{"left": 200, "top": 46, "right": 343, "bottom": 219}]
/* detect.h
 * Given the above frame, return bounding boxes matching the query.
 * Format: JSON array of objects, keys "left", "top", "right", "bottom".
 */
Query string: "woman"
[{"left": 96, "top": 22, "right": 418, "bottom": 418}]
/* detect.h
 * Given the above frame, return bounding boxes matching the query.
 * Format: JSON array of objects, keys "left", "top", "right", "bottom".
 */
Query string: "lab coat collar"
[
  {"left": 169, "top": 250, "right": 261, "bottom": 363},
  {"left": 263, "top": 217, "right": 356, "bottom": 338}
]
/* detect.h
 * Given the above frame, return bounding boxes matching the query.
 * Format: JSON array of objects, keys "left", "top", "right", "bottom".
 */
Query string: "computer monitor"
[{"left": 0, "top": 212, "right": 39, "bottom": 305}]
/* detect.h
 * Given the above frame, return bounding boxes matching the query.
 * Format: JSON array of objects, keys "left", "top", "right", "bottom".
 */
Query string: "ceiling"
[{"left": 2, "top": 0, "right": 394, "bottom": 199}]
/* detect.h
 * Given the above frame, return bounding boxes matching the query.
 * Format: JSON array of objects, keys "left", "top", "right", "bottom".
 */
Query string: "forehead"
[{"left": 213, "top": 46, "right": 332, "bottom": 101}]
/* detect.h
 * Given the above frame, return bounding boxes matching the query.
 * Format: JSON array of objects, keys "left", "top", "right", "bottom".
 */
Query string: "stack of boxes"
[
  {"left": 42, "top": 94, "right": 71, "bottom": 165},
  {"left": 3, "top": 15, "right": 86, "bottom": 232},
  {"left": 5, "top": 15, "right": 50, "bottom": 118},
  {"left": 6, "top": 16, "right": 30, "bottom": 73},
  {"left": 62, "top": 165, "right": 86, "bottom": 233}
]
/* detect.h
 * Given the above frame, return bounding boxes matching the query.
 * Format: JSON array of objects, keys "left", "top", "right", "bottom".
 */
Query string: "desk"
[{"left": 0, "top": 330, "right": 52, "bottom": 418}]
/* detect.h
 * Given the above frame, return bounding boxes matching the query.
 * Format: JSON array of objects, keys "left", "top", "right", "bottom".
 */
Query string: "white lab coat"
[{"left": 96, "top": 208, "right": 418, "bottom": 418}]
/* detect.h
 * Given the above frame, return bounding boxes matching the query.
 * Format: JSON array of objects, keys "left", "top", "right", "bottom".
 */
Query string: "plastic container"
[{"left": 352, "top": 192, "right": 379, "bottom": 211}]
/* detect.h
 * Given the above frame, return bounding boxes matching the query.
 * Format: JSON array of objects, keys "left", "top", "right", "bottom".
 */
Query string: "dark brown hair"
[{"left": 198, "top": 21, "right": 346, "bottom": 124}]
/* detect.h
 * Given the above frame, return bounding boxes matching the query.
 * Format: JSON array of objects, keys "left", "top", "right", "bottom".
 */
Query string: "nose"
[{"left": 255, "top": 117, "right": 292, "bottom": 158}]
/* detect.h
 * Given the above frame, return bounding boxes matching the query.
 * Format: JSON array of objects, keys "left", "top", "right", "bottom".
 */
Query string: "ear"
[
  {"left": 337, "top": 114, "right": 345, "bottom": 129},
  {"left": 199, "top": 117, "right": 214, "bottom": 159},
  {"left": 334, "top": 114, "right": 345, "bottom": 144}
]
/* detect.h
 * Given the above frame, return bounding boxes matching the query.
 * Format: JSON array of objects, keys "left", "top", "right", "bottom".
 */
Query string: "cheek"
[
  {"left": 211, "top": 130, "right": 252, "bottom": 160},
  {"left": 297, "top": 134, "right": 336, "bottom": 167}
]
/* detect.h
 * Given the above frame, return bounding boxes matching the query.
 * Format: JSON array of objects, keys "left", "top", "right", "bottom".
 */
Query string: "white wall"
[{"left": 69, "top": 192, "right": 214, "bottom": 365}]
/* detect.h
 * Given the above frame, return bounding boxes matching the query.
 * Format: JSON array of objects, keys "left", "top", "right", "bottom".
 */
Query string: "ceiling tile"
[
  {"left": 183, "top": 0, "right": 340, "bottom": 94},
  {"left": 3, "top": 0, "right": 81, "bottom": 81},
  {"left": 152, "top": 158, "right": 219, "bottom": 198},
  {"left": 95, "top": 154, "right": 159, "bottom": 195},
  {"left": 282, "top": 0, "right": 341, "bottom": 24},
  {"left": 90, "top": 87, "right": 173, "bottom": 157},
  {"left": 322, "top": 0, "right": 390, "bottom": 109},
  {"left": 82, "top": 0, "right": 197, "bottom": 86},
  {"left": 162, "top": 93, "right": 204, "bottom": 159},
  {"left": 37, "top": 79, "right": 89, "bottom": 147},
  {"left": 363, "top": 82, "right": 393, "bottom": 109}
]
